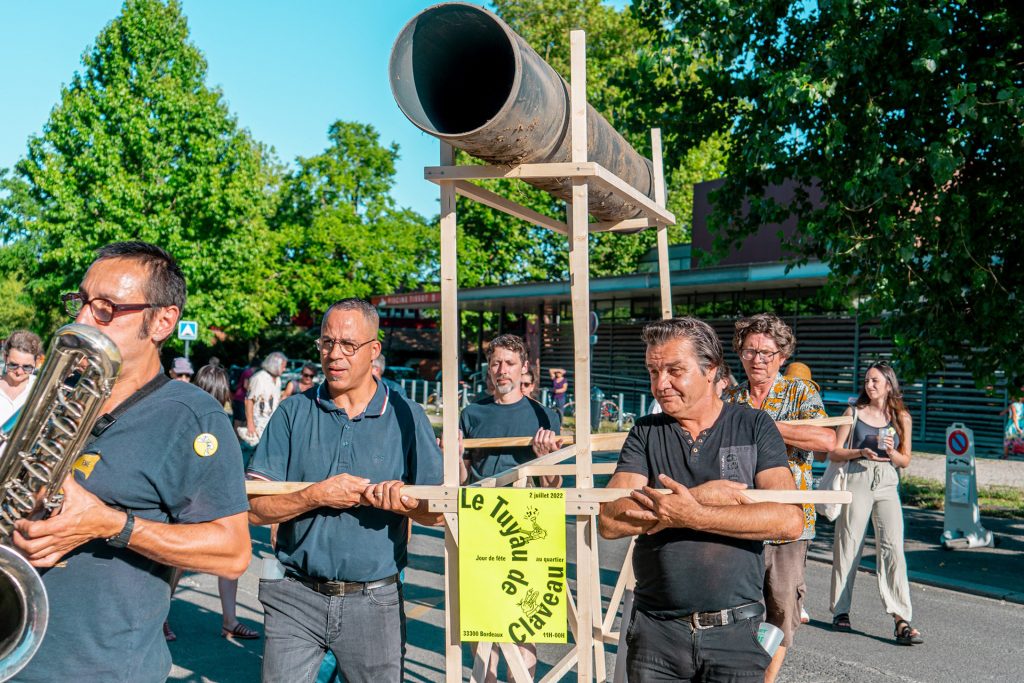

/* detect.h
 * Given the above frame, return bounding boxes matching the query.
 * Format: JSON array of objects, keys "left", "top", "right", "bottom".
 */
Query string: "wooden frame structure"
[
  {"left": 246, "top": 27, "right": 852, "bottom": 682},
  {"left": 431, "top": 30, "right": 669, "bottom": 682}
]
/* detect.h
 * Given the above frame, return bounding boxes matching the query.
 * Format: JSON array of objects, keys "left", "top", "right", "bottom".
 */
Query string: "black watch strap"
[{"left": 106, "top": 510, "right": 135, "bottom": 548}]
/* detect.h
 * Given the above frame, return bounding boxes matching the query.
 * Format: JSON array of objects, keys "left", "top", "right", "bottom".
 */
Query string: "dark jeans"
[
  {"left": 258, "top": 577, "right": 406, "bottom": 683},
  {"left": 626, "top": 607, "right": 772, "bottom": 682}
]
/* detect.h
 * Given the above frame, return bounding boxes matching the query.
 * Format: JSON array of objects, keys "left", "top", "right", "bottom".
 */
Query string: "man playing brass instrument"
[{"left": 11, "top": 241, "right": 251, "bottom": 682}]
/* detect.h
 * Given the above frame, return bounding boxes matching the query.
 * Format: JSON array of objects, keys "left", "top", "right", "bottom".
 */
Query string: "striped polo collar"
[{"left": 315, "top": 378, "right": 390, "bottom": 418}]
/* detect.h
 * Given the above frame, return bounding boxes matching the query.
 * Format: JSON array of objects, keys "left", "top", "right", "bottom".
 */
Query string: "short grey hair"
[
  {"left": 322, "top": 298, "right": 380, "bottom": 332},
  {"left": 732, "top": 313, "right": 796, "bottom": 358},
  {"left": 262, "top": 351, "right": 287, "bottom": 374},
  {"left": 372, "top": 353, "right": 387, "bottom": 372},
  {"left": 642, "top": 317, "right": 725, "bottom": 381}
]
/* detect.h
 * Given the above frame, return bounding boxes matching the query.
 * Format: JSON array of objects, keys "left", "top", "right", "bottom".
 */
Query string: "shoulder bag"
[{"left": 816, "top": 407, "right": 857, "bottom": 522}]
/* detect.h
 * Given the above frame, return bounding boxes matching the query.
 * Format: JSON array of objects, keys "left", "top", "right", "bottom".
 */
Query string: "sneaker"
[{"left": 800, "top": 607, "right": 810, "bottom": 624}]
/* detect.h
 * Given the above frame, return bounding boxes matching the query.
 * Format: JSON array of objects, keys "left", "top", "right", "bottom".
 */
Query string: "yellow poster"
[{"left": 458, "top": 488, "right": 567, "bottom": 643}]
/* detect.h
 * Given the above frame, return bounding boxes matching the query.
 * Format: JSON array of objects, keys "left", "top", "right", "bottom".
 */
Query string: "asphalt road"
[{"left": 168, "top": 521, "right": 1024, "bottom": 682}]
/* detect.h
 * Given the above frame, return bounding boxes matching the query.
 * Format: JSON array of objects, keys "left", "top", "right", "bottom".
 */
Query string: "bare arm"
[
  {"left": 248, "top": 473, "right": 369, "bottom": 526},
  {"left": 886, "top": 412, "right": 913, "bottom": 468},
  {"left": 621, "top": 468, "right": 804, "bottom": 542},
  {"left": 598, "top": 472, "right": 653, "bottom": 539},
  {"left": 775, "top": 422, "right": 836, "bottom": 452},
  {"left": 13, "top": 476, "right": 251, "bottom": 579},
  {"left": 244, "top": 397, "right": 256, "bottom": 434}
]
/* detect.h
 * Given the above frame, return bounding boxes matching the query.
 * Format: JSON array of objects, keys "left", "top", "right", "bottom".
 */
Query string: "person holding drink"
[{"left": 827, "top": 361, "right": 923, "bottom": 645}]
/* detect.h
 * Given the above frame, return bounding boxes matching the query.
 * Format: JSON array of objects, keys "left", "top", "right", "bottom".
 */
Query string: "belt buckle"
[{"left": 690, "top": 609, "right": 727, "bottom": 630}]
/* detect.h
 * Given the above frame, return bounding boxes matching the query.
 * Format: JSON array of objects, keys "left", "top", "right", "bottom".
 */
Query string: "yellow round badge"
[{"left": 193, "top": 433, "right": 219, "bottom": 457}]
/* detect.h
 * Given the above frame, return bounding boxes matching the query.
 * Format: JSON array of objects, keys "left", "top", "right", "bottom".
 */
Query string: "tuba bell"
[{"left": 0, "top": 324, "right": 121, "bottom": 681}]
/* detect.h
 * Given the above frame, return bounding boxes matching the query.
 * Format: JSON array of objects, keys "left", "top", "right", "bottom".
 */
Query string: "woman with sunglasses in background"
[
  {"left": 281, "top": 362, "right": 319, "bottom": 399},
  {"left": 0, "top": 329, "right": 43, "bottom": 428},
  {"left": 828, "top": 361, "right": 923, "bottom": 646}
]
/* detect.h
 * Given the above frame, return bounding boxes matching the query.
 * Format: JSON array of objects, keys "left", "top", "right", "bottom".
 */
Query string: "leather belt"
[
  {"left": 286, "top": 572, "right": 399, "bottom": 597},
  {"left": 683, "top": 602, "right": 763, "bottom": 630}
]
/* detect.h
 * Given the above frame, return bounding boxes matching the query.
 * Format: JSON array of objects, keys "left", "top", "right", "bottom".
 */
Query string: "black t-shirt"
[
  {"left": 614, "top": 402, "right": 788, "bottom": 617},
  {"left": 17, "top": 379, "right": 249, "bottom": 683},
  {"left": 459, "top": 396, "right": 561, "bottom": 482}
]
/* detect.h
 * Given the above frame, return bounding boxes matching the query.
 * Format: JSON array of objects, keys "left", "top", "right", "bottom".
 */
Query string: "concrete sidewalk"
[
  {"left": 809, "top": 506, "right": 1024, "bottom": 604},
  {"left": 905, "top": 449, "right": 1024, "bottom": 489}
]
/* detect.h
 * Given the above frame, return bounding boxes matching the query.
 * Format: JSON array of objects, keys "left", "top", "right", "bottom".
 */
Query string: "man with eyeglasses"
[
  {"left": 247, "top": 298, "right": 442, "bottom": 682},
  {"left": 12, "top": 241, "right": 251, "bottom": 682},
  {"left": 721, "top": 313, "right": 837, "bottom": 683},
  {"left": 0, "top": 329, "right": 43, "bottom": 428}
]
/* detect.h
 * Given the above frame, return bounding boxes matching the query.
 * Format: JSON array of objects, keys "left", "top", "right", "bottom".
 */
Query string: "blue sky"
[{"left": 0, "top": 0, "right": 499, "bottom": 218}]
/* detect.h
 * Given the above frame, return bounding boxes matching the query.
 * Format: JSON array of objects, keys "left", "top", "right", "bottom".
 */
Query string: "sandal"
[
  {"left": 221, "top": 622, "right": 261, "bottom": 640},
  {"left": 163, "top": 621, "right": 177, "bottom": 642},
  {"left": 894, "top": 620, "right": 923, "bottom": 645},
  {"left": 832, "top": 613, "right": 852, "bottom": 632}
]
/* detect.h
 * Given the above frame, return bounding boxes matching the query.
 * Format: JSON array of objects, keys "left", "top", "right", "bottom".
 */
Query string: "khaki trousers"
[{"left": 829, "top": 459, "right": 913, "bottom": 620}]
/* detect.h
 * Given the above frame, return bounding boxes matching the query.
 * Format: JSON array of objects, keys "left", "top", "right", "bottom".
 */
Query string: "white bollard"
[{"left": 941, "top": 422, "right": 994, "bottom": 549}]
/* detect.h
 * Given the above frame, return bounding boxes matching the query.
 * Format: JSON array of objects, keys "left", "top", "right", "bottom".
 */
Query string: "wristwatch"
[{"left": 106, "top": 510, "right": 135, "bottom": 548}]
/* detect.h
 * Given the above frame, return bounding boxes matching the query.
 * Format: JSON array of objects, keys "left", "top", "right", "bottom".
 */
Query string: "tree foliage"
[
  {"left": 633, "top": 0, "right": 1024, "bottom": 380},
  {"left": 451, "top": 0, "right": 729, "bottom": 282},
  {"left": 2, "top": 0, "right": 283, "bottom": 344},
  {"left": 273, "top": 121, "right": 438, "bottom": 313}
]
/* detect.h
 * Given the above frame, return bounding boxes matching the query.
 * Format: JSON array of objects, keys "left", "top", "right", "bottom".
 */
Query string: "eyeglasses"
[
  {"left": 315, "top": 337, "right": 376, "bottom": 356},
  {"left": 301, "top": 372, "right": 316, "bottom": 378},
  {"left": 5, "top": 362, "right": 35, "bottom": 374},
  {"left": 739, "top": 348, "right": 781, "bottom": 362},
  {"left": 521, "top": 381, "right": 535, "bottom": 388},
  {"left": 62, "top": 292, "right": 159, "bottom": 324}
]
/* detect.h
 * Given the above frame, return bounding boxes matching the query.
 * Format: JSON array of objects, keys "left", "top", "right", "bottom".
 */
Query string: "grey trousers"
[
  {"left": 258, "top": 577, "right": 406, "bottom": 683},
  {"left": 829, "top": 460, "right": 913, "bottom": 620}
]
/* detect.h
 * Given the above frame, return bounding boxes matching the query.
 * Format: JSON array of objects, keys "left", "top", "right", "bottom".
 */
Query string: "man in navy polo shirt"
[
  {"left": 13, "top": 241, "right": 252, "bottom": 682},
  {"left": 599, "top": 317, "right": 803, "bottom": 682},
  {"left": 247, "top": 298, "right": 442, "bottom": 683}
]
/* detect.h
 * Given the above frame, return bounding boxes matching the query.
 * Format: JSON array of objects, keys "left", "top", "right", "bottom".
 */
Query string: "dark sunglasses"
[{"left": 301, "top": 372, "right": 316, "bottom": 378}]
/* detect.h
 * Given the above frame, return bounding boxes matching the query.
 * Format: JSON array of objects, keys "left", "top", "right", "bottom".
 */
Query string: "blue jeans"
[{"left": 258, "top": 577, "right": 406, "bottom": 683}]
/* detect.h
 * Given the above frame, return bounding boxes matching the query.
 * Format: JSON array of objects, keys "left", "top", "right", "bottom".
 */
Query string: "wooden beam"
[
  {"left": 246, "top": 482, "right": 852, "bottom": 506},
  {"left": 427, "top": 161, "right": 675, "bottom": 228},
  {"left": 452, "top": 179, "right": 568, "bottom": 235},
  {"left": 569, "top": 29, "right": 595, "bottom": 683},
  {"left": 590, "top": 164, "right": 676, "bottom": 226},
  {"left": 651, "top": 128, "right": 672, "bottom": 319},
  {"left": 462, "top": 415, "right": 853, "bottom": 450},
  {"left": 438, "top": 139, "right": 462, "bottom": 683}
]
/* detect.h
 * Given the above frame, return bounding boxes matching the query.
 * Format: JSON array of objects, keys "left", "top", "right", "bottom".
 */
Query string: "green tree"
[
  {"left": 273, "top": 121, "right": 438, "bottom": 313},
  {"left": 633, "top": 0, "right": 1024, "bottom": 381},
  {"left": 3, "top": 0, "right": 283, "bottom": 344}
]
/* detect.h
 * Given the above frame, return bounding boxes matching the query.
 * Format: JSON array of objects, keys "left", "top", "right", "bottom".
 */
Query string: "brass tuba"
[{"left": 0, "top": 324, "right": 121, "bottom": 681}]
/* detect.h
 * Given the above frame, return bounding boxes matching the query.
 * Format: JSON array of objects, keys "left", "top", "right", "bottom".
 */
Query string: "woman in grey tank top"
[{"left": 825, "top": 362, "right": 923, "bottom": 646}]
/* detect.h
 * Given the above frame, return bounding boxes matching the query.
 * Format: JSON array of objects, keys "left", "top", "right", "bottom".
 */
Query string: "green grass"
[{"left": 900, "top": 475, "right": 1024, "bottom": 519}]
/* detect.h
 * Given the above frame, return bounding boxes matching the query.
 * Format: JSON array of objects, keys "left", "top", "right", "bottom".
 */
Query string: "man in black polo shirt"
[
  {"left": 599, "top": 317, "right": 803, "bottom": 682},
  {"left": 247, "top": 298, "right": 442, "bottom": 683},
  {"left": 13, "top": 241, "right": 252, "bottom": 682}
]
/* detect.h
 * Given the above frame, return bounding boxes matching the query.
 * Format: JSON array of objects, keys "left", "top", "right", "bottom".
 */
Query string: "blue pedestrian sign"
[{"left": 177, "top": 320, "right": 198, "bottom": 341}]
